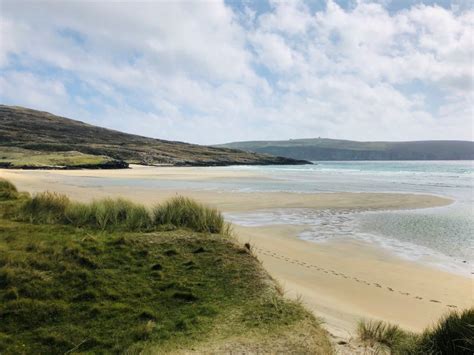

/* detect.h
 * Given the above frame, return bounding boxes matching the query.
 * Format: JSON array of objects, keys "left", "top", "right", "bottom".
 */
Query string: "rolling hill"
[
  {"left": 0, "top": 105, "right": 309, "bottom": 169},
  {"left": 217, "top": 138, "right": 474, "bottom": 161}
]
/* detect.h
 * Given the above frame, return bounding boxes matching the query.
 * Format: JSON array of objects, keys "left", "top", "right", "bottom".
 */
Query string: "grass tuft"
[
  {"left": 153, "top": 196, "right": 229, "bottom": 235},
  {"left": 419, "top": 308, "right": 474, "bottom": 354},
  {"left": 358, "top": 319, "right": 414, "bottom": 351},
  {"left": 358, "top": 309, "right": 474, "bottom": 354},
  {"left": 65, "top": 199, "right": 152, "bottom": 231},
  {"left": 19, "top": 192, "right": 70, "bottom": 224},
  {"left": 0, "top": 179, "right": 18, "bottom": 201}
]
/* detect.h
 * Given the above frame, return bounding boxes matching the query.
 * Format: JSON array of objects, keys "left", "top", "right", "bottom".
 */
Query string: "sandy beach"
[{"left": 1, "top": 166, "right": 471, "bottom": 341}]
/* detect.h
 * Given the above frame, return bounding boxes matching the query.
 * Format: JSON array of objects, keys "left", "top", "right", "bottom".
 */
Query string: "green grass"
[
  {"left": 0, "top": 146, "right": 117, "bottom": 168},
  {"left": 0, "top": 180, "right": 332, "bottom": 353},
  {"left": 0, "top": 178, "right": 19, "bottom": 201},
  {"left": 418, "top": 308, "right": 474, "bottom": 354},
  {"left": 358, "top": 319, "right": 418, "bottom": 353},
  {"left": 19, "top": 192, "right": 70, "bottom": 224},
  {"left": 153, "top": 196, "right": 230, "bottom": 234},
  {"left": 16, "top": 191, "right": 230, "bottom": 234},
  {"left": 65, "top": 199, "right": 153, "bottom": 231},
  {"left": 358, "top": 309, "right": 474, "bottom": 354}
]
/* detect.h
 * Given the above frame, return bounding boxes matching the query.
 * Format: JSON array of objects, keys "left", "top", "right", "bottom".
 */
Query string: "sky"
[{"left": 0, "top": 0, "right": 472, "bottom": 144}]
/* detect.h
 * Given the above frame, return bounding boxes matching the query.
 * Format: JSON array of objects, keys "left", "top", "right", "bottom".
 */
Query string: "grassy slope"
[
  {"left": 218, "top": 138, "right": 474, "bottom": 160},
  {"left": 0, "top": 185, "right": 332, "bottom": 354},
  {"left": 0, "top": 105, "right": 309, "bottom": 168},
  {"left": 0, "top": 147, "right": 118, "bottom": 169}
]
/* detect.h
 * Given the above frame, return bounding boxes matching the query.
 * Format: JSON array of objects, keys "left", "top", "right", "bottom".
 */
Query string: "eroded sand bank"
[{"left": 1, "top": 167, "right": 471, "bottom": 340}]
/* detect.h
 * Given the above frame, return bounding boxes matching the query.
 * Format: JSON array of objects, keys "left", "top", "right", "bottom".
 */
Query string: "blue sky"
[{"left": 0, "top": 0, "right": 472, "bottom": 144}]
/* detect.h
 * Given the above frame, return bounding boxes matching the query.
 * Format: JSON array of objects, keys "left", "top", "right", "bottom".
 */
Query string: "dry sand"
[{"left": 1, "top": 167, "right": 471, "bottom": 341}]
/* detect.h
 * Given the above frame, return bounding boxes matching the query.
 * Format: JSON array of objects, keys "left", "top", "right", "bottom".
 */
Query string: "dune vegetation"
[
  {"left": 15, "top": 191, "right": 230, "bottom": 235},
  {"left": 358, "top": 308, "right": 474, "bottom": 354},
  {"left": 0, "top": 178, "right": 332, "bottom": 354}
]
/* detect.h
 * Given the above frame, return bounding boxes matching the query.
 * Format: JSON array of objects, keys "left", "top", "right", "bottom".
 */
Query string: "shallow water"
[{"left": 222, "top": 161, "right": 474, "bottom": 276}]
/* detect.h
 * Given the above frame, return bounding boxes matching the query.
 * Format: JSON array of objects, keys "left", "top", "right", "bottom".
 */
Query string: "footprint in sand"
[
  {"left": 374, "top": 283, "right": 382, "bottom": 288},
  {"left": 387, "top": 287, "right": 394, "bottom": 292},
  {"left": 415, "top": 296, "right": 423, "bottom": 300},
  {"left": 430, "top": 299, "right": 441, "bottom": 303},
  {"left": 400, "top": 292, "right": 410, "bottom": 296},
  {"left": 447, "top": 304, "right": 457, "bottom": 308}
]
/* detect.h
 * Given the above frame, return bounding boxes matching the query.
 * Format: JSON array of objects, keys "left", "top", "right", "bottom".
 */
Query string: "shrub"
[
  {"left": 419, "top": 308, "right": 474, "bottom": 354},
  {"left": 19, "top": 192, "right": 70, "bottom": 224},
  {"left": 0, "top": 179, "right": 18, "bottom": 201},
  {"left": 153, "top": 196, "right": 228, "bottom": 234}
]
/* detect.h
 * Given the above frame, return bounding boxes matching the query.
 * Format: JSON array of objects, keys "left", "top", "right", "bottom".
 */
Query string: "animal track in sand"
[{"left": 252, "top": 246, "right": 457, "bottom": 309}]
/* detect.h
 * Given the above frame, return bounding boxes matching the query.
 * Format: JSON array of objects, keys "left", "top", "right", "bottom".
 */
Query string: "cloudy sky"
[{"left": 0, "top": 0, "right": 472, "bottom": 144}]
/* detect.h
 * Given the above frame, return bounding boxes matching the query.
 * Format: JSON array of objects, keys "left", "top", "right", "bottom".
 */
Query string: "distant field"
[{"left": 0, "top": 147, "right": 122, "bottom": 169}]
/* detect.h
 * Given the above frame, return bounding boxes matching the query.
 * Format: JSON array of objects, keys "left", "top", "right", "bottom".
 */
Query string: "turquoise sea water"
[{"left": 222, "top": 161, "right": 474, "bottom": 276}]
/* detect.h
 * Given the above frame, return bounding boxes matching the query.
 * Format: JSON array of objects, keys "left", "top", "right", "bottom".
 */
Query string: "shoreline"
[
  {"left": 233, "top": 224, "right": 472, "bottom": 336},
  {"left": 1, "top": 167, "right": 470, "bottom": 340}
]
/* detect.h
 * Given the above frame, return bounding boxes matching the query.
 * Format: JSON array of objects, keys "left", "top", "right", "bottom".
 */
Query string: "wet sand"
[{"left": 1, "top": 167, "right": 471, "bottom": 340}]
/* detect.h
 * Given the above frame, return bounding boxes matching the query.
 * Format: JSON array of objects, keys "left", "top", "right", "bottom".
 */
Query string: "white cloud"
[{"left": 0, "top": 0, "right": 472, "bottom": 143}]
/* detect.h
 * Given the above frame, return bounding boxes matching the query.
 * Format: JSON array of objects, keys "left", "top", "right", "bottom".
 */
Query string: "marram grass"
[
  {"left": 0, "top": 178, "right": 19, "bottom": 201},
  {"left": 418, "top": 308, "right": 474, "bottom": 355},
  {"left": 153, "top": 196, "right": 230, "bottom": 234},
  {"left": 358, "top": 308, "right": 474, "bottom": 354},
  {"left": 19, "top": 191, "right": 70, "bottom": 224},
  {"left": 65, "top": 199, "right": 152, "bottom": 231},
  {"left": 9, "top": 181, "right": 230, "bottom": 235}
]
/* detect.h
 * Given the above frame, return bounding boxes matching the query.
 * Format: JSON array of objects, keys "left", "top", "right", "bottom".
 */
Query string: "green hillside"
[
  {"left": 218, "top": 138, "right": 474, "bottom": 161},
  {"left": 0, "top": 105, "right": 309, "bottom": 169}
]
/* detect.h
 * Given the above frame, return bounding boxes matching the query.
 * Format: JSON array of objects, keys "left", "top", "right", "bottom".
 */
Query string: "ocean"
[{"left": 221, "top": 161, "right": 473, "bottom": 277}]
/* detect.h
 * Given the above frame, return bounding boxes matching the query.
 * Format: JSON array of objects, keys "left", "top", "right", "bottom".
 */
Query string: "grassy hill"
[
  {"left": 217, "top": 138, "right": 474, "bottom": 161},
  {"left": 0, "top": 179, "right": 332, "bottom": 354},
  {"left": 0, "top": 105, "right": 309, "bottom": 168}
]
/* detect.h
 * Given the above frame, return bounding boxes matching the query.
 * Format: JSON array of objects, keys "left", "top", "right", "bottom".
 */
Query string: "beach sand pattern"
[{"left": 252, "top": 246, "right": 454, "bottom": 308}]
